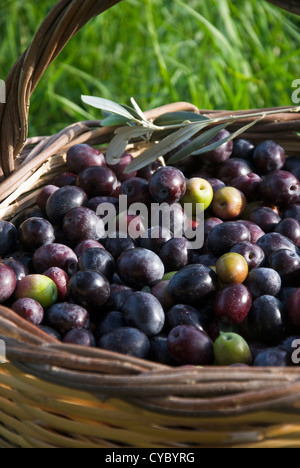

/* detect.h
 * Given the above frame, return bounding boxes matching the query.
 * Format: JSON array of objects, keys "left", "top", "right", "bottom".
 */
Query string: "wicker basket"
[{"left": 1, "top": 0, "right": 300, "bottom": 449}]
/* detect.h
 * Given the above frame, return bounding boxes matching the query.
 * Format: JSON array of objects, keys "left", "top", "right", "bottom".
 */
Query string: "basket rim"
[{"left": 1, "top": 102, "right": 300, "bottom": 209}]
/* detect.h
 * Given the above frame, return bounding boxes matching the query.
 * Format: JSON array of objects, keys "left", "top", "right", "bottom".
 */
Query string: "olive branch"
[{"left": 82, "top": 95, "right": 300, "bottom": 173}]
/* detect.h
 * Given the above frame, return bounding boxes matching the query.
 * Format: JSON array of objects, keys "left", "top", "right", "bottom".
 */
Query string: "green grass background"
[{"left": 1, "top": 0, "right": 300, "bottom": 137}]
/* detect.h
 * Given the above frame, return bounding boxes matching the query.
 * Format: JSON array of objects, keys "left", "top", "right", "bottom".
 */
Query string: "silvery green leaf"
[
  {"left": 130, "top": 97, "right": 148, "bottom": 122},
  {"left": 153, "top": 111, "right": 211, "bottom": 127},
  {"left": 106, "top": 126, "right": 152, "bottom": 165},
  {"left": 167, "top": 116, "right": 264, "bottom": 164},
  {"left": 167, "top": 122, "right": 231, "bottom": 164},
  {"left": 124, "top": 121, "right": 210, "bottom": 173},
  {"left": 121, "top": 104, "right": 143, "bottom": 121},
  {"left": 81, "top": 96, "right": 136, "bottom": 121},
  {"left": 191, "top": 116, "right": 264, "bottom": 156},
  {"left": 223, "top": 115, "right": 264, "bottom": 141},
  {"left": 101, "top": 114, "right": 133, "bottom": 126}
]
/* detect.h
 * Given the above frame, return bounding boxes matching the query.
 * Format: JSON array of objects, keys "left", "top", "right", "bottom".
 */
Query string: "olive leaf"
[
  {"left": 167, "top": 116, "right": 264, "bottom": 165},
  {"left": 81, "top": 96, "right": 138, "bottom": 122},
  {"left": 101, "top": 114, "right": 133, "bottom": 126},
  {"left": 121, "top": 104, "right": 145, "bottom": 122},
  {"left": 130, "top": 97, "right": 148, "bottom": 123},
  {"left": 106, "top": 126, "right": 153, "bottom": 165},
  {"left": 192, "top": 116, "right": 265, "bottom": 155},
  {"left": 124, "top": 121, "right": 210, "bottom": 173},
  {"left": 167, "top": 122, "right": 231, "bottom": 165},
  {"left": 82, "top": 94, "right": 300, "bottom": 172}
]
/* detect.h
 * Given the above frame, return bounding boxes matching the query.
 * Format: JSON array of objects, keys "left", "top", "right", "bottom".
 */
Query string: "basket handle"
[{"left": 0, "top": 0, "right": 123, "bottom": 178}]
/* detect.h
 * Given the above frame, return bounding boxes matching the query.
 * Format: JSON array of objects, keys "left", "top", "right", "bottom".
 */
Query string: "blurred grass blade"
[
  {"left": 81, "top": 96, "right": 136, "bottom": 121},
  {"left": 2, "top": 0, "right": 299, "bottom": 136},
  {"left": 146, "top": 0, "right": 178, "bottom": 102},
  {"left": 49, "top": 92, "right": 95, "bottom": 120},
  {"left": 153, "top": 112, "right": 211, "bottom": 127},
  {"left": 106, "top": 126, "right": 152, "bottom": 165},
  {"left": 176, "top": 0, "right": 235, "bottom": 56},
  {"left": 125, "top": 122, "right": 210, "bottom": 173}
]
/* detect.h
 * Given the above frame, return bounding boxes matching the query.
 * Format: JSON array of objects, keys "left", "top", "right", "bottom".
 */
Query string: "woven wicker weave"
[{"left": 1, "top": 0, "right": 300, "bottom": 448}]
